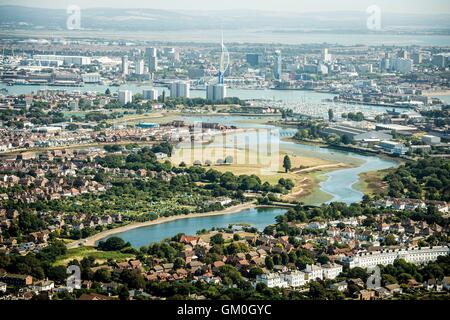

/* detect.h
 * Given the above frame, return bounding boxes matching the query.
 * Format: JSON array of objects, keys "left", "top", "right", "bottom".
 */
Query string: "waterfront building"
[
  {"left": 377, "top": 140, "right": 409, "bottom": 155},
  {"left": 81, "top": 73, "right": 101, "bottom": 83},
  {"left": 206, "top": 83, "right": 227, "bottom": 102},
  {"left": 142, "top": 88, "right": 158, "bottom": 101},
  {"left": 353, "top": 131, "right": 393, "bottom": 143},
  {"left": 33, "top": 54, "right": 91, "bottom": 66},
  {"left": 118, "top": 90, "right": 132, "bottom": 104},
  {"left": 321, "top": 124, "right": 367, "bottom": 141},
  {"left": 170, "top": 81, "right": 190, "bottom": 98}
]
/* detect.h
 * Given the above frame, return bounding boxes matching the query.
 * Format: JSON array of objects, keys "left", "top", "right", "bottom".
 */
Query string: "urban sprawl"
[{"left": 0, "top": 35, "right": 449, "bottom": 301}]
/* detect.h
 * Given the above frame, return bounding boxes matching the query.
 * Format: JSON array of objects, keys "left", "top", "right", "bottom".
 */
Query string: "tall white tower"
[
  {"left": 274, "top": 50, "right": 282, "bottom": 80},
  {"left": 218, "top": 32, "right": 230, "bottom": 84},
  {"left": 121, "top": 55, "right": 129, "bottom": 76}
]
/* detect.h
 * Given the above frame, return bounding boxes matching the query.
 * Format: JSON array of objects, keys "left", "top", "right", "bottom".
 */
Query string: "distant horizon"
[
  {"left": 0, "top": 0, "right": 449, "bottom": 15},
  {"left": 1, "top": 5, "right": 450, "bottom": 16}
]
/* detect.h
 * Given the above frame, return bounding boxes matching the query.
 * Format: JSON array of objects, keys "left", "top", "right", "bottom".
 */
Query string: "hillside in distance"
[{"left": 0, "top": 5, "right": 449, "bottom": 34}]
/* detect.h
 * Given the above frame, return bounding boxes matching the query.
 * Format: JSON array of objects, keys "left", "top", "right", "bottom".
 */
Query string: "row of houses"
[{"left": 256, "top": 263, "right": 343, "bottom": 288}]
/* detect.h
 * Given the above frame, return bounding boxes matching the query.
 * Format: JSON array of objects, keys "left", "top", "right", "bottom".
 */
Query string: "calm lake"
[{"left": 101, "top": 207, "right": 288, "bottom": 248}]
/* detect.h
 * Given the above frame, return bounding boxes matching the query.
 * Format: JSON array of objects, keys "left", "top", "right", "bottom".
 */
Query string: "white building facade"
[
  {"left": 206, "top": 83, "right": 227, "bottom": 102},
  {"left": 342, "top": 246, "right": 450, "bottom": 269},
  {"left": 170, "top": 81, "right": 190, "bottom": 98},
  {"left": 322, "top": 263, "right": 343, "bottom": 280},
  {"left": 143, "top": 89, "right": 158, "bottom": 101},
  {"left": 118, "top": 90, "right": 133, "bottom": 105}
]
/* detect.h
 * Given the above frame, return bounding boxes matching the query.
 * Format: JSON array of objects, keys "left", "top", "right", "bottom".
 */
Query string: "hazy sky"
[{"left": 1, "top": 0, "right": 449, "bottom": 14}]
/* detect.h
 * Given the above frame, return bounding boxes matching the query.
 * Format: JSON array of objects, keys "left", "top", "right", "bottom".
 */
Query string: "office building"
[
  {"left": 379, "top": 58, "right": 390, "bottom": 72},
  {"left": 246, "top": 53, "right": 261, "bottom": 66},
  {"left": 392, "top": 58, "right": 413, "bottom": 74},
  {"left": 145, "top": 47, "right": 157, "bottom": 58},
  {"left": 121, "top": 55, "right": 129, "bottom": 76},
  {"left": 135, "top": 59, "right": 145, "bottom": 75},
  {"left": 149, "top": 56, "right": 158, "bottom": 73},
  {"left": 411, "top": 52, "right": 423, "bottom": 64}
]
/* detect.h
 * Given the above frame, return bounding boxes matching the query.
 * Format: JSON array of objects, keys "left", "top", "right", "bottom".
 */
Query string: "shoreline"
[{"left": 66, "top": 202, "right": 259, "bottom": 248}]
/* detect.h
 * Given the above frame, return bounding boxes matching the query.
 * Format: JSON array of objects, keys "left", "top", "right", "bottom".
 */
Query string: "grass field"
[
  {"left": 170, "top": 143, "right": 347, "bottom": 204},
  {"left": 353, "top": 169, "right": 392, "bottom": 196},
  {"left": 291, "top": 171, "right": 334, "bottom": 205},
  {"left": 54, "top": 246, "right": 135, "bottom": 266}
]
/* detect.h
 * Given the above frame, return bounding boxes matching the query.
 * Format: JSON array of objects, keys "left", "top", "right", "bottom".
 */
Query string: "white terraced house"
[
  {"left": 322, "top": 263, "right": 343, "bottom": 280},
  {"left": 256, "top": 273, "right": 288, "bottom": 288},
  {"left": 256, "top": 271, "right": 307, "bottom": 288},
  {"left": 282, "top": 271, "right": 306, "bottom": 287},
  {"left": 304, "top": 264, "right": 324, "bottom": 281},
  {"left": 342, "top": 246, "right": 450, "bottom": 269}
]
